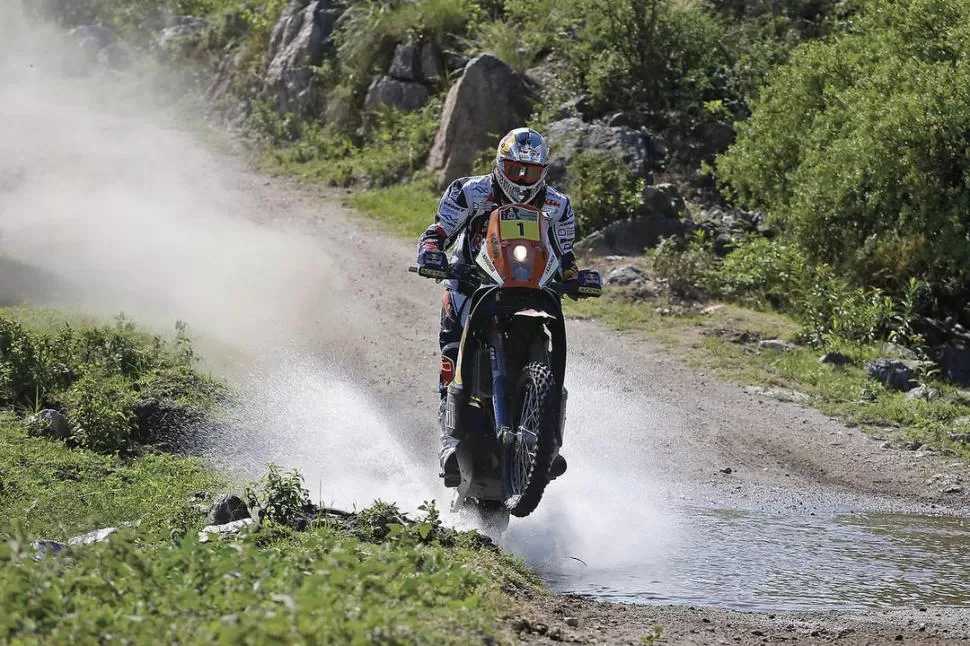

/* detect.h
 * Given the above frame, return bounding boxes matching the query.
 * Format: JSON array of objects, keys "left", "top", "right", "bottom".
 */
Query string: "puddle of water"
[{"left": 538, "top": 509, "right": 970, "bottom": 611}]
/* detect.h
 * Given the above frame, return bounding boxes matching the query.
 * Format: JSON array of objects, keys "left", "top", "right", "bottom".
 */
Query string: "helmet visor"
[{"left": 501, "top": 160, "right": 545, "bottom": 186}]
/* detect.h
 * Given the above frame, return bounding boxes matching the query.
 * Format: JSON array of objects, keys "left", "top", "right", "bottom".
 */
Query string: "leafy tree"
[{"left": 718, "top": 0, "right": 970, "bottom": 302}]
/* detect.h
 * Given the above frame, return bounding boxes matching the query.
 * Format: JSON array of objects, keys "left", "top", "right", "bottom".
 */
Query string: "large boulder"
[
  {"left": 364, "top": 75, "right": 429, "bottom": 111},
  {"left": 206, "top": 493, "right": 251, "bottom": 526},
  {"left": 543, "top": 118, "right": 664, "bottom": 187},
  {"left": 264, "top": 0, "right": 340, "bottom": 116},
  {"left": 427, "top": 54, "right": 534, "bottom": 185},
  {"left": 574, "top": 215, "right": 689, "bottom": 256},
  {"left": 866, "top": 358, "right": 914, "bottom": 391}
]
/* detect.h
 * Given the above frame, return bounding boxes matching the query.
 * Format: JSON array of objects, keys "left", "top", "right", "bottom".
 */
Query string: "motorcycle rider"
[{"left": 416, "top": 127, "right": 578, "bottom": 485}]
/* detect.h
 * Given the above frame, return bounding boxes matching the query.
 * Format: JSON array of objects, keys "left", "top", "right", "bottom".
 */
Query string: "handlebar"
[{"left": 409, "top": 262, "right": 595, "bottom": 299}]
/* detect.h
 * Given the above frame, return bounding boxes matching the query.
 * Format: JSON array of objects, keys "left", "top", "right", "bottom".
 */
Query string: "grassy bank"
[{"left": 0, "top": 307, "right": 540, "bottom": 643}]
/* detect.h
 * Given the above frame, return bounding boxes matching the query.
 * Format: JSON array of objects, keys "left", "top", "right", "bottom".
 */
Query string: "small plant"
[
  {"left": 245, "top": 465, "right": 312, "bottom": 527},
  {"left": 648, "top": 230, "right": 717, "bottom": 300},
  {"left": 569, "top": 151, "right": 645, "bottom": 238}
]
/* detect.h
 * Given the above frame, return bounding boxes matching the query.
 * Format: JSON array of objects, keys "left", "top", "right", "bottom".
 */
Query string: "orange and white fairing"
[{"left": 475, "top": 204, "right": 560, "bottom": 289}]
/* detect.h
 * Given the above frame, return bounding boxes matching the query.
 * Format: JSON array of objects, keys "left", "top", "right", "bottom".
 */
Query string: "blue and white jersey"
[{"left": 418, "top": 174, "right": 576, "bottom": 268}]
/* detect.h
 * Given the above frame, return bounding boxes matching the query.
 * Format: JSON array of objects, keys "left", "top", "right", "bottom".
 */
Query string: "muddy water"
[{"left": 539, "top": 509, "right": 970, "bottom": 611}]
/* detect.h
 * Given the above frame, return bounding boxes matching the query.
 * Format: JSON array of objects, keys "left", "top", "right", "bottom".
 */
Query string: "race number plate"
[{"left": 499, "top": 207, "right": 540, "bottom": 241}]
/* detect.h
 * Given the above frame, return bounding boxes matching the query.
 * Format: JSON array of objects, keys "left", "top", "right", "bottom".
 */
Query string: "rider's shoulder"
[
  {"left": 442, "top": 174, "right": 492, "bottom": 203},
  {"left": 540, "top": 185, "right": 572, "bottom": 216}
]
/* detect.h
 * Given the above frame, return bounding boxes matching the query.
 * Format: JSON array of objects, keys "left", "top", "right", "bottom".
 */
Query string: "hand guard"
[{"left": 417, "top": 247, "right": 450, "bottom": 280}]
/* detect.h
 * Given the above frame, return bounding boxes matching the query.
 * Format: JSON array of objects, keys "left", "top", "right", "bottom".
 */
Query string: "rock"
[
  {"left": 418, "top": 42, "right": 445, "bottom": 83},
  {"left": 605, "top": 265, "right": 647, "bottom": 286},
  {"left": 427, "top": 55, "right": 534, "bottom": 185},
  {"left": 744, "top": 386, "right": 809, "bottom": 403},
  {"left": 555, "top": 94, "right": 593, "bottom": 120},
  {"left": 154, "top": 16, "right": 206, "bottom": 58},
  {"left": 720, "top": 467, "right": 733, "bottom": 474},
  {"left": 206, "top": 493, "right": 252, "bottom": 526},
  {"left": 32, "top": 540, "right": 68, "bottom": 560},
  {"left": 820, "top": 352, "right": 852, "bottom": 366},
  {"left": 866, "top": 358, "right": 914, "bottom": 391},
  {"left": 607, "top": 110, "right": 648, "bottom": 129},
  {"left": 388, "top": 41, "right": 443, "bottom": 83},
  {"left": 701, "top": 304, "right": 725, "bottom": 315},
  {"left": 689, "top": 121, "right": 735, "bottom": 163},
  {"left": 883, "top": 342, "right": 918, "bottom": 360},
  {"left": 955, "top": 417, "right": 970, "bottom": 427},
  {"left": 943, "top": 483, "right": 963, "bottom": 494},
  {"left": 27, "top": 409, "right": 70, "bottom": 440},
  {"left": 565, "top": 617, "right": 580, "bottom": 628},
  {"left": 574, "top": 215, "right": 689, "bottom": 256},
  {"left": 68, "top": 25, "right": 113, "bottom": 60},
  {"left": 641, "top": 183, "right": 686, "bottom": 219},
  {"left": 713, "top": 232, "right": 735, "bottom": 256},
  {"left": 363, "top": 75, "right": 429, "bottom": 111},
  {"left": 198, "top": 518, "right": 256, "bottom": 542},
  {"left": 544, "top": 117, "right": 662, "bottom": 187},
  {"left": 68, "top": 527, "right": 117, "bottom": 546},
  {"left": 131, "top": 397, "right": 204, "bottom": 447},
  {"left": 936, "top": 345, "right": 970, "bottom": 386},
  {"left": 97, "top": 44, "right": 130, "bottom": 70},
  {"left": 758, "top": 339, "right": 797, "bottom": 352},
  {"left": 905, "top": 386, "right": 942, "bottom": 401},
  {"left": 264, "top": 0, "right": 340, "bottom": 116},
  {"left": 388, "top": 42, "right": 419, "bottom": 80}
]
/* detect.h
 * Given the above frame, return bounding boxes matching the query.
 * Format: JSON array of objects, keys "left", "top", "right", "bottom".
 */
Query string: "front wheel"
[{"left": 504, "top": 361, "right": 559, "bottom": 517}]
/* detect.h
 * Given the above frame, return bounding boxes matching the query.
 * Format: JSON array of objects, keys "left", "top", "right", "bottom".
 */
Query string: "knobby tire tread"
[{"left": 505, "top": 361, "right": 558, "bottom": 517}]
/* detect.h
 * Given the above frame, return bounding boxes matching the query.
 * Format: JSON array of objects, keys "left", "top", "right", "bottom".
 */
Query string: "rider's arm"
[
  {"left": 555, "top": 198, "right": 579, "bottom": 281},
  {"left": 417, "top": 179, "right": 472, "bottom": 257}
]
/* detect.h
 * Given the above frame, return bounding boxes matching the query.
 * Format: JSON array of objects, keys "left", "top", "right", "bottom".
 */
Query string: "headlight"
[{"left": 512, "top": 244, "right": 529, "bottom": 262}]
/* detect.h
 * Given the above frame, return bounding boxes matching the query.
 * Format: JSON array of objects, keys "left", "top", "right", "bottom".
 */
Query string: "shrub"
[
  {"left": 559, "top": 0, "right": 727, "bottom": 114},
  {"left": 708, "top": 237, "right": 809, "bottom": 309},
  {"left": 717, "top": 0, "right": 970, "bottom": 303},
  {"left": 648, "top": 230, "right": 718, "bottom": 300},
  {"left": 568, "top": 152, "right": 645, "bottom": 238},
  {"left": 245, "top": 465, "right": 312, "bottom": 527}
]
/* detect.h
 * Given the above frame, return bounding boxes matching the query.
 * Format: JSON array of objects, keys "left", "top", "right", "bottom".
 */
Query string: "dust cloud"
[{"left": 0, "top": 3, "right": 438, "bottom": 511}]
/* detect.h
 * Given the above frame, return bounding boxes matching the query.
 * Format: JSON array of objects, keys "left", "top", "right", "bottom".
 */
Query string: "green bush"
[
  {"left": 0, "top": 312, "right": 222, "bottom": 454},
  {"left": 648, "top": 231, "right": 718, "bottom": 300},
  {"left": 568, "top": 152, "right": 645, "bottom": 238},
  {"left": 559, "top": 0, "right": 727, "bottom": 114},
  {"left": 708, "top": 237, "right": 808, "bottom": 309},
  {"left": 718, "top": 0, "right": 970, "bottom": 301}
]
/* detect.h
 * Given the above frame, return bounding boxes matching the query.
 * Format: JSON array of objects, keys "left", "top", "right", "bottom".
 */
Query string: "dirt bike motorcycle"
[{"left": 410, "top": 203, "right": 602, "bottom": 529}]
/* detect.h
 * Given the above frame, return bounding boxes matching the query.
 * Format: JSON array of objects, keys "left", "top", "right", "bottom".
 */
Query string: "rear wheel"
[{"left": 504, "top": 361, "right": 559, "bottom": 517}]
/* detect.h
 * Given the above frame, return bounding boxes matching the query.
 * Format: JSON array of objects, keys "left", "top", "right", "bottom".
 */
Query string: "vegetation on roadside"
[{"left": 0, "top": 308, "right": 539, "bottom": 643}]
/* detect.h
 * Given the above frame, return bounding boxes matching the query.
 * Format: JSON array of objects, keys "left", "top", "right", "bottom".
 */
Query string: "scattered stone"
[
  {"left": 688, "top": 121, "right": 736, "bottom": 163},
  {"left": 427, "top": 55, "right": 533, "bottom": 185},
  {"left": 758, "top": 339, "right": 797, "bottom": 352},
  {"left": 264, "top": 0, "right": 340, "bottom": 116},
  {"left": 32, "top": 540, "right": 68, "bottom": 560},
  {"left": 713, "top": 232, "right": 735, "bottom": 257},
  {"left": 744, "top": 386, "right": 809, "bottom": 404},
  {"left": 720, "top": 467, "right": 733, "bottom": 475},
  {"left": 68, "top": 527, "right": 117, "bottom": 546},
  {"left": 641, "top": 183, "right": 686, "bottom": 219},
  {"left": 866, "top": 358, "right": 914, "bottom": 391},
  {"left": 820, "top": 352, "right": 852, "bottom": 367},
  {"left": 605, "top": 265, "right": 647, "bottom": 286},
  {"left": 198, "top": 518, "right": 256, "bottom": 542},
  {"left": 548, "top": 626, "right": 563, "bottom": 641},
  {"left": 206, "top": 493, "right": 252, "bottom": 526},
  {"left": 27, "top": 409, "right": 70, "bottom": 440},
  {"left": 565, "top": 617, "right": 580, "bottom": 627},
  {"left": 533, "top": 622, "right": 549, "bottom": 636},
  {"left": 880, "top": 441, "right": 892, "bottom": 449},
  {"left": 905, "top": 386, "right": 942, "bottom": 402},
  {"left": 943, "top": 483, "right": 964, "bottom": 494},
  {"left": 363, "top": 75, "right": 429, "bottom": 111},
  {"left": 701, "top": 305, "right": 725, "bottom": 315}
]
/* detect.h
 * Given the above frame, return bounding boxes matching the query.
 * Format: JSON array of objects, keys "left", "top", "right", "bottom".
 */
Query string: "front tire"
[{"left": 504, "top": 361, "right": 559, "bottom": 517}]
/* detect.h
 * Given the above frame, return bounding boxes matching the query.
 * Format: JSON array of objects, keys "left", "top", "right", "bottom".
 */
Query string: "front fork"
[{"left": 485, "top": 319, "right": 514, "bottom": 446}]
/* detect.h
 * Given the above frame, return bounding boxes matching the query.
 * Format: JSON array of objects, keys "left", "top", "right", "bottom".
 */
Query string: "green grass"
[
  {"left": 0, "top": 308, "right": 541, "bottom": 643},
  {"left": 578, "top": 295, "right": 970, "bottom": 459},
  {"left": 0, "top": 415, "right": 220, "bottom": 540},
  {"left": 351, "top": 175, "right": 440, "bottom": 239}
]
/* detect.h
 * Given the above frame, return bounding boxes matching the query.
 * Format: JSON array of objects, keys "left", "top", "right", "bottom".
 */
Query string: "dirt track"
[{"left": 4, "top": 68, "right": 970, "bottom": 644}]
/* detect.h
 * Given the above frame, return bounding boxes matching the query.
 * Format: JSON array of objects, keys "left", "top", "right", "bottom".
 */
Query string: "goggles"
[{"left": 501, "top": 160, "right": 545, "bottom": 186}]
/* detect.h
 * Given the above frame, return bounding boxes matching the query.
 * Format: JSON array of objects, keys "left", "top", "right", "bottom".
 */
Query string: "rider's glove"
[{"left": 561, "top": 253, "right": 580, "bottom": 298}]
